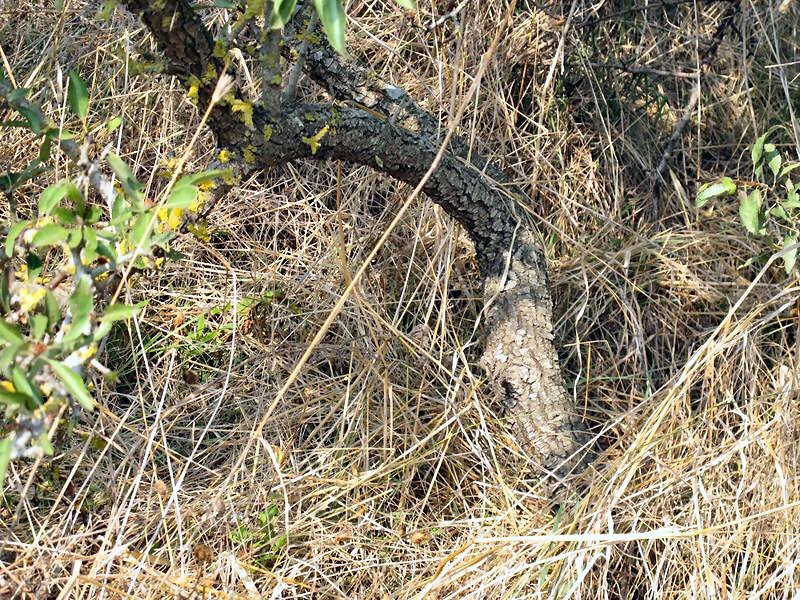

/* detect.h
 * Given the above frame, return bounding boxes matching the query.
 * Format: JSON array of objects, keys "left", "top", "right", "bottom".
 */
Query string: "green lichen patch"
[{"left": 243, "top": 144, "right": 257, "bottom": 164}]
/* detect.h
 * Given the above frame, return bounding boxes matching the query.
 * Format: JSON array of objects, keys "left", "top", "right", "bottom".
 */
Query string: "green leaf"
[
  {"left": 102, "top": 302, "right": 141, "bottom": 322},
  {"left": 780, "top": 162, "right": 800, "bottom": 178},
  {"left": 0, "top": 321, "right": 23, "bottom": 345},
  {"left": 0, "top": 390, "right": 32, "bottom": 409},
  {"left": 30, "top": 313, "right": 48, "bottom": 341},
  {"left": 130, "top": 212, "right": 158, "bottom": 248},
  {"left": 393, "top": 0, "right": 415, "bottom": 9},
  {"left": 85, "top": 205, "right": 103, "bottom": 225},
  {"left": 32, "top": 223, "right": 69, "bottom": 247},
  {"left": 63, "top": 312, "right": 90, "bottom": 345},
  {"left": 7, "top": 87, "right": 31, "bottom": 103},
  {"left": 271, "top": 0, "right": 298, "bottom": 27},
  {"left": 11, "top": 366, "right": 39, "bottom": 403},
  {"left": 751, "top": 132, "right": 768, "bottom": 171},
  {"left": 45, "top": 358, "right": 95, "bottom": 411},
  {"left": 0, "top": 436, "right": 12, "bottom": 488},
  {"left": 4, "top": 220, "right": 29, "bottom": 257},
  {"left": 66, "top": 227, "right": 82, "bottom": 249},
  {"left": 107, "top": 152, "right": 145, "bottom": 205},
  {"left": 786, "top": 184, "right": 799, "bottom": 207},
  {"left": 39, "top": 180, "right": 80, "bottom": 216},
  {"left": 173, "top": 169, "right": 229, "bottom": 189},
  {"left": 39, "top": 134, "right": 53, "bottom": 162},
  {"left": 83, "top": 226, "right": 97, "bottom": 253},
  {"left": 16, "top": 106, "right": 44, "bottom": 134},
  {"left": 68, "top": 275, "right": 93, "bottom": 324},
  {"left": 26, "top": 252, "right": 43, "bottom": 281},
  {"left": 45, "top": 291, "right": 61, "bottom": 331},
  {"left": 0, "top": 270, "right": 9, "bottom": 313},
  {"left": 764, "top": 143, "right": 782, "bottom": 178},
  {"left": 695, "top": 177, "right": 736, "bottom": 208},
  {"left": 64, "top": 275, "right": 93, "bottom": 345},
  {"left": 111, "top": 194, "right": 129, "bottom": 224},
  {"left": 93, "top": 319, "right": 114, "bottom": 342},
  {"left": 106, "top": 116, "right": 123, "bottom": 133},
  {"left": 770, "top": 203, "right": 789, "bottom": 221},
  {"left": 53, "top": 207, "right": 77, "bottom": 225},
  {"left": 783, "top": 235, "right": 798, "bottom": 274},
  {"left": 271, "top": 533, "right": 287, "bottom": 550},
  {"left": 67, "top": 71, "right": 89, "bottom": 119},
  {"left": 95, "top": 241, "right": 116, "bottom": 263},
  {"left": 739, "top": 189, "right": 763, "bottom": 235},
  {"left": 165, "top": 184, "right": 198, "bottom": 209},
  {"left": 0, "top": 342, "right": 25, "bottom": 371},
  {"left": 314, "top": 0, "right": 347, "bottom": 54}
]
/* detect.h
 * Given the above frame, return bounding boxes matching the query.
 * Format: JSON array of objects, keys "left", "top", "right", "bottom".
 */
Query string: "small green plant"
[
  {"left": 0, "top": 73, "right": 228, "bottom": 485},
  {"left": 229, "top": 502, "right": 288, "bottom": 566},
  {"left": 696, "top": 127, "right": 800, "bottom": 274}
]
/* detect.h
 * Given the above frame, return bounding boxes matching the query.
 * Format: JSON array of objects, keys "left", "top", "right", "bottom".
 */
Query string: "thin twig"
[{"left": 590, "top": 62, "right": 698, "bottom": 79}]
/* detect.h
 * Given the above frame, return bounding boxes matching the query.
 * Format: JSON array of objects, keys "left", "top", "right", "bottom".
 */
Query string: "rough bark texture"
[{"left": 121, "top": 0, "right": 591, "bottom": 478}]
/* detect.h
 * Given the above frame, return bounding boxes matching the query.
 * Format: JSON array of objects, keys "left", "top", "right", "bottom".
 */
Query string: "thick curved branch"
[
  {"left": 282, "top": 8, "right": 512, "bottom": 187},
  {"left": 254, "top": 103, "right": 590, "bottom": 472},
  {"left": 121, "top": 0, "right": 591, "bottom": 478}
]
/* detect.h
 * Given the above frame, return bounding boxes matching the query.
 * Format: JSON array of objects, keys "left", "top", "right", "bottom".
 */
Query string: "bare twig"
[
  {"left": 589, "top": 62, "right": 698, "bottom": 79},
  {"left": 427, "top": 0, "right": 470, "bottom": 31}
]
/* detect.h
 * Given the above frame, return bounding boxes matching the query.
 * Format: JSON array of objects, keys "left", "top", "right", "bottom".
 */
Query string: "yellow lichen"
[
  {"left": 230, "top": 99, "right": 254, "bottom": 127},
  {"left": 218, "top": 148, "right": 232, "bottom": 163},
  {"left": 76, "top": 343, "right": 97, "bottom": 362},
  {"left": 243, "top": 145, "right": 256, "bottom": 164},
  {"left": 17, "top": 285, "right": 47, "bottom": 313},
  {"left": 302, "top": 124, "right": 330, "bottom": 156},
  {"left": 262, "top": 124, "right": 273, "bottom": 142},
  {"left": 186, "top": 76, "right": 201, "bottom": 105},
  {"left": 158, "top": 207, "right": 184, "bottom": 231},
  {"left": 222, "top": 170, "right": 237, "bottom": 186},
  {"left": 0, "top": 380, "right": 15, "bottom": 393}
]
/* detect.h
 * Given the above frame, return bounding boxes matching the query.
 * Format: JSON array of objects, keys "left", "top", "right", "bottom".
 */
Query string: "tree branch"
[
  {"left": 260, "top": 0, "right": 282, "bottom": 116},
  {"left": 121, "top": 0, "right": 592, "bottom": 479}
]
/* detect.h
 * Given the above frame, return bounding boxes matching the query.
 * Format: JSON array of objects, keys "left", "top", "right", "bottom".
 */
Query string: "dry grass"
[{"left": 1, "top": 0, "right": 800, "bottom": 597}]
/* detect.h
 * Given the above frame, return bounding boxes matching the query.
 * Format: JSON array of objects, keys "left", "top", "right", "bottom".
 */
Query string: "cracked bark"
[{"left": 122, "top": 0, "right": 591, "bottom": 478}]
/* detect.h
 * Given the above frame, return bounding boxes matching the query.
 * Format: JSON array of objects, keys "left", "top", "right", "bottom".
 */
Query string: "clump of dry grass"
[{"left": 1, "top": 0, "right": 799, "bottom": 597}]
